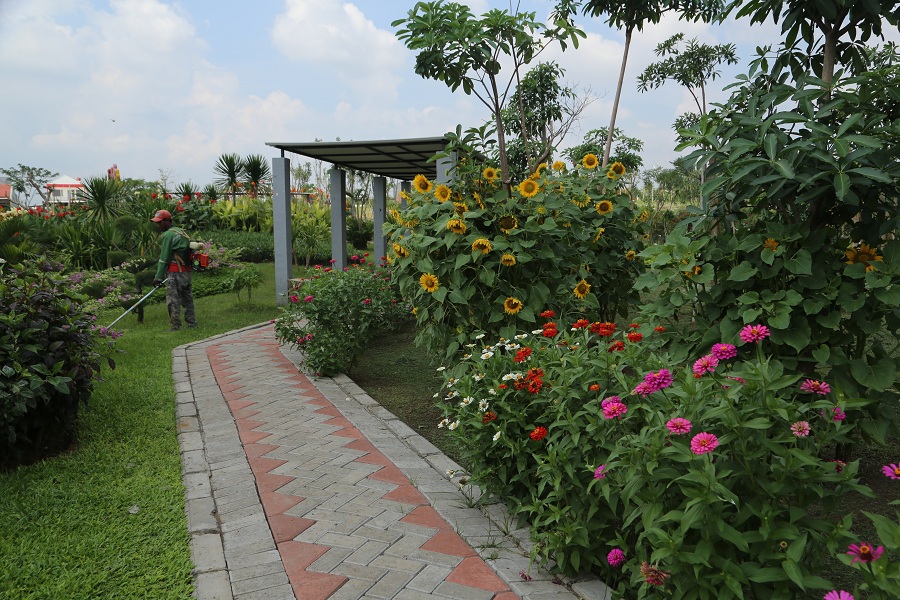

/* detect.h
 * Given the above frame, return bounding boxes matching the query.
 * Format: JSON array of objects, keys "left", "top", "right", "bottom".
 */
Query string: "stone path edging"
[{"left": 173, "top": 323, "right": 612, "bottom": 600}]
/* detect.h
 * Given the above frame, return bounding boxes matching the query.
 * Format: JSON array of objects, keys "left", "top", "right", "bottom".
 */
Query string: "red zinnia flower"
[
  {"left": 654, "top": 326, "right": 666, "bottom": 332},
  {"left": 608, "top": 340, "right": 625, "bottom": 352},
  {"left": 627, "top": 332, "right": 643, "bottom": 342},
  {"left": 497, "top": 384, "right": 508, "bottom": 390},
  {"left": 629, "top": 322, "right": 640, "bottom": 329},
  {"left": 540, "top": 309, "right": 555, "bottom": 318},
  {"left": 590, "top": 321, "right": 616, "bottom": 336},
  {"left": 514, "top": 347, "right": 532, "bottom": 363},
  {"left": 530, "top": 426, "right": 548, "bottom": 441},
  {"left": 589, "top": 383, "right": 601, "bottom": 391},
  {"left": 482, "top": 411, "right": 497, "bottom": 424},
  {"left": 572, "top": 318, "right": 590, "bottom": 329}
]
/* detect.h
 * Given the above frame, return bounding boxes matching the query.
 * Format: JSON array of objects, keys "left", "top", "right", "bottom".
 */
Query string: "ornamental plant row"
[{"left": 433, "top": 313, "right": 896, "bottom": 598}]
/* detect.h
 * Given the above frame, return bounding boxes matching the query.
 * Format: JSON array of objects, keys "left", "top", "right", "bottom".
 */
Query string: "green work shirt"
[{"left": 155, "top": 227, "right": 192, "bottom": 280}]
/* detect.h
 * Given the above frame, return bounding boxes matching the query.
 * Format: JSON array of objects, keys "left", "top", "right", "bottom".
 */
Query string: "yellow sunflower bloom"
[
  {"left": 503, "top": 297, "right": 524, "bottom": 315},
  {"left": 572, "top": 195, "right": 591, "bottom": 208},
  {"left": 392, "top": 242, "right": 409, "bottom": 258},
  {"left": 593, "top": 228, "right": 606, "bottom": 242},
  {"left": 434, "top": 184, "right": 452, "bottom": 202},
  {"left": 413, "top": 174, "right": 433, "bottom": 194},
  {"left": 582, "top": 153, "right": 599, "bottom": 169},
  {"left": 472, "top": 238, "right": 492, "bottom": 255},
  {"left": 399, "top": 191, "right": 410, "bottom": 201},
  {"left": 473, "top": 192, "right": 484, "bottom": 209},
  {"left": 498, "top": 215, "right": 518, "bottom": 234},
  {"left": 501, "top": 253, "right": 516, "bottom": 267},
  {"left": 625, "top": 250, "right": 637, "bottom": 261},
  {"left": 845, "top": 243, "right": 884, "bottom": 272},
  {"left": 596, "top": 200, "right": 614, "bottom": 215},
  {"left": 551, "top": 160, "right": 566, "bottom": 171},
  {"left": 763, "top": 238, "right": 779, "bottom": 252},
  {"left": 573, "top": 279, "right": 591, "bottom": 299},
  {"left": 482, "top": 166, "right": 499, "bottom": 182},
  {"left": 610, "top": 161, "right": 626, "bottom": 176},
  {"left": 419, "top": 273, "right": 439, "bottom": 293},
  {"left": 447, "top": 219, "right": 467, "bottom": 234},
  {"left": 390, "top": 208, "right": 401, "bottom": 222},
  {"left": 454, "top": 202, "right": 468, "bottom": 216},
  {"left": 518, "top": 179, "right": 540, "bottom": 198},
  {"left": 638, "top": 210, "right": 649, "bottom": 222}
]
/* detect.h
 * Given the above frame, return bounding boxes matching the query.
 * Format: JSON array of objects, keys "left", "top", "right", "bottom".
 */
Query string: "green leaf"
[
  {"left": 848, "top": 166, "right": 893, "bottom": 183},
  {"left": 850, "top": 357, "right": 897, "bottom": 391},
  {"left": 784, "top": 249, "right": 812, "bottom": 275},
  {"left": 834, "top": 172, "right": 849, "bottom": 201},
  {"left": 728, "top": 261, "right": 758, "bottom": 282},
  {"left": 742, "top": 417, "right": 772, "bottom": 430},
  {"left": 863, "top": 511, "right": 900, "bottom": 547},
  {"left": 875, "top": 285, "right": 900, "bottom": 306},
  {"left": 772, "top": 159, "right": 795, "bottom": 179},
  {"left": 455, "top": 253, "right": 471, "bottom": 270},
  {"left": 786, "top": 533, "right": 807, "bottom": 562},
  {"left": 748, "top": 568, "right": 787, "bottom": 583},
  {"left": 812, "top": 345, "right": 830, "bottom": 364}
]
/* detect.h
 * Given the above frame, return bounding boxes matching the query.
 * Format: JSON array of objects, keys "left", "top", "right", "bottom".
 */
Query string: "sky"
[{"left": 0, "top": 0, "right": 889, "bottom": 189}]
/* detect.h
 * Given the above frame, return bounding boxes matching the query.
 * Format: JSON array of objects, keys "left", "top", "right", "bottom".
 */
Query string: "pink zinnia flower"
[
  {"left": 800, "top": 379, "right": 831, "bottom": 395},
  {"left": 690, "top": 432, "right": 719, "bottom": 455},
  {"left": 739, "top": 324, "right": 771, "bottom": 343},
  {"left": 693, "top": 354, "right": 719, "bottom": 376},
  {"left": 289, "top": 294, "right": 299, "bottom": 303},
  {"left": 824, "top": 592, "right": 854, "bottom": 600},
  {"left": 607, "top": 548, "right": 625, "bottom": 567},
  {"left": 603, "top": 402, "right": 628, "bottom": 420},
  {"left": 832, "top": 460, "right": 846, "bottom": 473},
  {"left": 710, "top": 343, "right": 737, "bottom": 361},
  {"left": 882, "top": 463, "right": 900, "bottom": 480},
  {"left": 832, "top": 407, "right": 846, "bottom": 422},
  {"left": 600, "top": 395, "right": 621, "bottom": 408},
  {"left": 846, "top": 541, "right": 884, "bottom": 564},
  {"left": 304, "top": 295, "right": 314, "bottom": 302},
  {"left": 644, "top": 369, "right": 673, "bottom": 391},
  {"left": 790, "top": 421, "right": 811, "bottom": 437},
  {"left": 594, "top": 464, "right": 607, "bottom": 480},
  {"left": 362, "top": 298, "right": 372, "bottom": 305},
  {"left": 633, "top": 382, "right": 653, "bottom": 396},
  {"left": 666, "top": 418, "right": 692, "bottom": 435}
]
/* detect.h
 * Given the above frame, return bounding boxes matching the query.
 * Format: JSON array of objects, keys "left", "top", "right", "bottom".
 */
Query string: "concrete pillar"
[
  {"left": 436, "top": 151, "right": 456, "bottom": 184},
  {"left": 272, "top": 156, "right": 292, "bottom": 305},
  {"left": 329, "top": 168, "right": 347, "bottom": 270},
  {"left": 373, "top": 176, "right": 387, "bottom": 265}
]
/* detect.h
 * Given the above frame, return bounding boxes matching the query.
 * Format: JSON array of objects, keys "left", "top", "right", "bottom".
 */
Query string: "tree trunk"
[
  {"left": 602, "top": 27, "right": 632, "bottom": 168},
  {"left": 490, "top": 75, "right": 511, "bottom": 184}
]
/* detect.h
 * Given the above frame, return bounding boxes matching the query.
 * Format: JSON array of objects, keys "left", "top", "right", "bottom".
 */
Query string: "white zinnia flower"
[
  {"left": 478, "top": 399, "right": 489, "bottom": 411},
  {"left": 481, "top": 351, "right": 494, "bottom": 360},
  {"left": 475, "top": 333, "right": 486, "bottom": 340},
  {"left": 488, "top": 388, "right": 497, "bottom": 396},
  {"left": 438, "top": 418, "right": 449, "bottom": 428},
  {"left": 460, "top": 396, "right": 474, "bottom": 406},
  {"left": 492, "top": 430, "right": 501, "bottom": 442},
  {"left": 473, "top": 374, "right": 484, "bottom": 382},
  {"left": 448, "top": 420, "right": 460, "bottom": 430}
]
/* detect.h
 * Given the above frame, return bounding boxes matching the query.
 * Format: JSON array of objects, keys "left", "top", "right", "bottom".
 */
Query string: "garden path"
[{"left": 173, "top": 324, "right": 611, "bottom": 600}]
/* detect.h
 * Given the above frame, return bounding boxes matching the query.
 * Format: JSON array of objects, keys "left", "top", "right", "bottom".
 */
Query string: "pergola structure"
[{"left": 266, "top": 137, "right": 453, "bottom": 304}]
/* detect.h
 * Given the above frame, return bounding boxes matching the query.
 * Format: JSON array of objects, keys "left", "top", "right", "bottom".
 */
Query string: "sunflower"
[
  {"left": 763, "top": 238, "right": 779, "bottom": 252},
  {"left": 551, "top": 160, "right": 566, "bottom": 171},
  {"left": 447, "top": 218, "right": 467, "bottom": 234},
  {"left": 845, "top": 243, "right": 884, "bottom": 272},
  {"left": 573, "top": 279, "right": 591, "bottom": 299},
  {"left": 534, "top": 162, "right": 548, "bottom": 177},
  {"left": 625, "top": 250, "right": 637, "bottom": 261},
  {"left": 501, "top": 253, "right": 516, "bottom": 267},
  {"left": 572, "top": 195, "right": 591, "bottom": 209},
  {"left": 518, "top": 179, "right": 540, "bottom": 198},
  {"left": 536, "top": 205, "right": 546, "bottom": 215},
  {"left": 498, "top": 214, "right": 518, "bottom": 234},
  {"left": 413, "top": 174, "right": 433, "bottom": 194},
  {"left": 472, "top": 238, "right": 492, "bottom": 254},
  {"left": 642, "top": 233, "right": 651, "bottom": 241},
  {"left": 503, "top": 297, "right": 524, "bottom": 315},
  {"left": 482, "top": 166, "right": 499, "bottom": 182},
  {"left": 473, "top": 192, "right": 485, "bottom": 209},
  {"left": 392, "top": 242, "right": 410, "bottom": 258},
  {"left": 434, "top": 184, "right": 452, "bottom": 202},
  {"left": 596, "top": 200, "right": 614, "bottom": 215},
  {"left": 454, "top": 201, "right": 468, "bottom": 216},
  {"left": 582, "top": 153, "right": 599, "bottom": 169},
  {"left": 638, "top": 210, "right": 649, "bottom": 222},
  {"left": 593, "top": 228, "right": 606, "bottom": 242},
  {"left": 399, "top": 191, "right": 411, "bottom": 202},
  {"left": 610, "top": 161, "right": 626, "bottom": 176},
  {"left": 419, "top": 273, "right": 439, "bottom": 293},
  {"left": 390, "top": 208, "right": 401, "bottom": 222}
]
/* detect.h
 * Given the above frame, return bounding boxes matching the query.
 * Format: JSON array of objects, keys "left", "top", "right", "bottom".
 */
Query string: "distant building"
[
  {"left": 46, "top": 175, "right": 86, "bottom": 206},
  {"left": 0, "top": 180, "right": 12, "bottom": 210}
]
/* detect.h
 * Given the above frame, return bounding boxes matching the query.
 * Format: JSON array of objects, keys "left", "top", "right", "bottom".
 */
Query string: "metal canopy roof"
[{"left": 266, "top": 137, "right": 448, "bottom": 181}]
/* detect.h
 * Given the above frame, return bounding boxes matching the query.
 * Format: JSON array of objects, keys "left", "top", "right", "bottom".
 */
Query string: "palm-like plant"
[
  {"left": 0, "top": 218, "right": 39, "bottom": 265},
  {"left": 214, "top": 153, "right": 245, "bottom": 201},
  {"left": 78, "top": 176, "right": 125, "bottom": 225},
  {"left": 202, "top": 184, "right": 220, "bottom": 202},
  {"left": 243, "top": 154, "right": 271, "bottom": 198},
  {"left": 175, "top": 182, "right": 199, "bottom": 203}
]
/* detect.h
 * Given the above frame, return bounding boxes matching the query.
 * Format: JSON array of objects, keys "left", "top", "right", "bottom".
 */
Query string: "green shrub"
[
  {"left": 227, "top": 264, "right": 262, "bottom": 302},
  {"left": 274, "top": 263, "right": 409, "bottom": 375},
  {"left": 196, "top": 228, "right": 275, "bottom": 262},
  {"left": 385, "top": 160, "right": 647, "bottom": 359},
  {"left": 0, "top": 261, "right": 119, "bottom": 469},
  {"left": 191, "top": 270, "right": 234, "bottom": 298},
  {"left": 347, "top": 216, "right": 374, "bottom": 249},
  {"left": 435, "top": 315, "right": 871, "bottom": 596}
]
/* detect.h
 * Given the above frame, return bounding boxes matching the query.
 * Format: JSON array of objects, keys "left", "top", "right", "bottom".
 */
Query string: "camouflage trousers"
[{"left": 165, "top": 271, "right": 197, "bottom": 330}]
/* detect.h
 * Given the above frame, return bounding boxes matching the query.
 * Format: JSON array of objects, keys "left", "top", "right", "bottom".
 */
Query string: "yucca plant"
[
  {"left": 214, "top": 153, "right": 244, "bottom": 201},
  {"left": 79, "top": 176, "right": 125, "bottom": 225},
  {"left": 243, "top": 154, "right": 271, "bottom": 198}
]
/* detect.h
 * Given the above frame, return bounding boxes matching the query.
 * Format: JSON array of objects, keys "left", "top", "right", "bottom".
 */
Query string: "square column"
[
  {"left": 372, "top": 176, "right": 387, "bottom": 265},
  {"left": 329, "top": 168, "right": 347, "bottom": 270},
  {"left": 272, "top": 156, "right": 292, "bottom": 305}
]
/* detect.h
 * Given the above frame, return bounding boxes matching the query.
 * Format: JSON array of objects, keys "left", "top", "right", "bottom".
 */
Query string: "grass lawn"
[{"left": 0, "top": 263, "right": 286, "bottom": 600}]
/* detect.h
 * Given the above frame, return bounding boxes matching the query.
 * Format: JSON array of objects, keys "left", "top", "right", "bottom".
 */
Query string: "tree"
[
  {"left": 552, "top": 0, "right": 723, "bottom": 167},
  {"left": 499, "top": 61, "right": 596, "bottom": 180},
  {"left": 0, "top": 164, "right": 57, "bottom": 207},
  {"left": 214, "top": 153, "right": 244, "bottom": 201},
  {"left": 393, "top": 1, "right": 584, "bottom": 184},
  {"left": 726, "top": 0, "right": 900, "bottom": 84},
  {"left": 637, "top": 33, "right": 737, "bottom": 116},
  {"left": 78, "top": 176, "right": 125, "bottom": 225},
  {"left": 563, "top": 127, "right": 644, "bottom": 175}
]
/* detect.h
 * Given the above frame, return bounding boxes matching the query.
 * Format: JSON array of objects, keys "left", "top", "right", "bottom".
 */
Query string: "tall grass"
[{"left": 0, "top": 263, "right": 287, "bottom": 599}]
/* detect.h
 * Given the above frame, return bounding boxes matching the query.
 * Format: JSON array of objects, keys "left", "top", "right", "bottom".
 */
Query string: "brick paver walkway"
[{"left": 174, "top": 324, "right": 607, "bottom": 600}]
